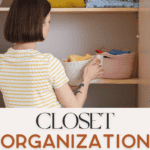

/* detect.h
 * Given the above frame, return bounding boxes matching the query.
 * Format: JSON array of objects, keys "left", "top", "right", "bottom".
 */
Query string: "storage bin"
[
  {"left": 47, "top": 0, "right": 85, "bottom": 8},
  {"left": 62, "top": 55, "right": 103, "bottom": 86},
  {"left": 100, "top": 52, "right": 136, "bottom": 79}
]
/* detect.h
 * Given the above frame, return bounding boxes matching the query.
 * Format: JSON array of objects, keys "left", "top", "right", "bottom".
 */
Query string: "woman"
[{"left": 0, "top": 0, "right": 104, "bottom": 108}]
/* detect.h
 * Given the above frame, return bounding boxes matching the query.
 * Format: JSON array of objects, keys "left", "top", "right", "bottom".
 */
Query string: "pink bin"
[{"left": 100, "top": 52, "right": 136, "bottom": 79}]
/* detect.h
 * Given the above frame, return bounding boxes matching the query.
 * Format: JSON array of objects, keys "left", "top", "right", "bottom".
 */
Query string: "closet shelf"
[
  {"left": 94, "top": 78, "right": 139, "bottom": 84},
  {"left": 51, "top": 8, "right": 139, "bottom": 13},
  {"left": 0, "top": 7, "right": 9, "bottom": 11},
  {"left": 0, "top": 7, "right": 139, "bottom": 13},
  {"left": 70, "top": 78, "right": 139, "bottom": 90}
]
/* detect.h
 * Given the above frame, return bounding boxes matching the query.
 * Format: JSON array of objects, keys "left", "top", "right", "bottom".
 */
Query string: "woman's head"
[{"left": 4, "top": 0, "right": 51, "bottom": 43}]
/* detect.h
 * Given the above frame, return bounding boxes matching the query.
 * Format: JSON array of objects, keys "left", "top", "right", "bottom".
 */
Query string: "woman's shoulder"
[
  {"left": 0, "top": 54, "right": 4, "bottom": 59},
  {"left": 40, "top": 52, "right": 57, "bottom": 60},
  {"left": 36, "top": 51, "right": 60, "bottom": 63},
  {"left": 35, "top": 51, "right": 52, "bottom": 59}
]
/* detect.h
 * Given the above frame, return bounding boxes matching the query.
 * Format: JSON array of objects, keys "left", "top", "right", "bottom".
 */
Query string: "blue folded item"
[
  {"left": 108, "top": 49, "right": 130, "bottom": 55},
  {"left": 85, "top": 0, "right": 139, "bottom": 8}
]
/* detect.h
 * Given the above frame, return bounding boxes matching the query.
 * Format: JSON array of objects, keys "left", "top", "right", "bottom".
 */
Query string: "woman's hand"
[
  {"left": 54, "top": 56, "right": 104, "bottom": 108},
  {"left": 83, "top": 56, "right": 104, "bottom": 81}
]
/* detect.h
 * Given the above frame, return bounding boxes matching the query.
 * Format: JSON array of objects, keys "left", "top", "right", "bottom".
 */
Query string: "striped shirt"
[{"left": 0, "top": 47, "right": 69, "bottom": 108}]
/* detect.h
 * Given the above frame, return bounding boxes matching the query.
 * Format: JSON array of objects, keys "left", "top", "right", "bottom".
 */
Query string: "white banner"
[{"left": 0, "top": 108, "right": 150, "bottom": 150}]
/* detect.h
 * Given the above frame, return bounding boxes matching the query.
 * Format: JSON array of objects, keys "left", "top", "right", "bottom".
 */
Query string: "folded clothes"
[
  {"left": 85, "top": 0, "right": 139, "bottom": 8},
  {"left": 108, "top": 49, "right": 130, "bottom": 55},
  {"left": 64, "top": 54, "right": 93, "bottom": 62}
]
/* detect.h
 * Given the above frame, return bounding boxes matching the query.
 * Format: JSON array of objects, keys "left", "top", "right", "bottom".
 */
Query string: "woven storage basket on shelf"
[
  {"left": 62, "top": 55, "right": 103, "bottom": 86},
  {"left": 100, "top": 52, "right": 136, "bottom": 79}
]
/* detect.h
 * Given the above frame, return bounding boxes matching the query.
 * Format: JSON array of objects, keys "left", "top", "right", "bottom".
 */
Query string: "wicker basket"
[
  {"left": 100, "top": 52, "right": 136, "bottom": 79},
  {"left": 62, "top": 55, "right": 103, "bottom": 86}
]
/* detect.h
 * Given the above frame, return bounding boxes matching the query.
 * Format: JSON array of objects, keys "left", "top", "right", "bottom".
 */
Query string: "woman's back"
[{"left": 0, "top": 47, "right": 69, "bottom": 108}]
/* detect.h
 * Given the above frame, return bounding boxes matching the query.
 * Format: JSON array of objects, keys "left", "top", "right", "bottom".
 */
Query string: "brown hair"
[{"left": 4, "top": 0, "right": 51, "bottom": 43}]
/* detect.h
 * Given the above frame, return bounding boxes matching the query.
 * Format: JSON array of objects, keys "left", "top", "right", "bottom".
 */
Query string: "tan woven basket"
[
  {"left": 100, "top": 52, "right": 136, "bottom": 79},
  {"left": 62, "top": 55, "right": 103, "bottom": 86}
]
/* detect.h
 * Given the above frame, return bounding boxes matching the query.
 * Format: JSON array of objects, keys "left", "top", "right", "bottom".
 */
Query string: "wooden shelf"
[
  {"left": 70, "top": 78, "right": 139, "bottom": 89},
  {"left": 0, "top": 7, "right": 139, "bottom": 13},
  {"left": 51, "top": 8, "right": 139, "bottom": 13},
  {"left": 0, "top": 7, "right": 9, "bottom": 11},
  {"left": 96, "top": 78, "right": 139, "bottom": 84},
  {"left": 93, "top": 78, "right": 150, "bottom": 85}
]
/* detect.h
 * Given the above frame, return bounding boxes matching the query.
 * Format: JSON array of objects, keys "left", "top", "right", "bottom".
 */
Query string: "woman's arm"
[
  {"left": 54, "top": 56, "right": 104, "bottom": 108},
  {"left": 54, "top": 85, "right": 78, "bottom": 91},
  {"left": 54, "top": 78, "right": 91, "bottom": 108},
  {"left": 69, "top": 85, "right": 78, "bottom": 90}
]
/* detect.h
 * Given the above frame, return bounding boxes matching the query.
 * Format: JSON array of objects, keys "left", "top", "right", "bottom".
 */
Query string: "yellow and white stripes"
[{"left": 0, "top": 47, "right": 69, "bottom": 108}]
